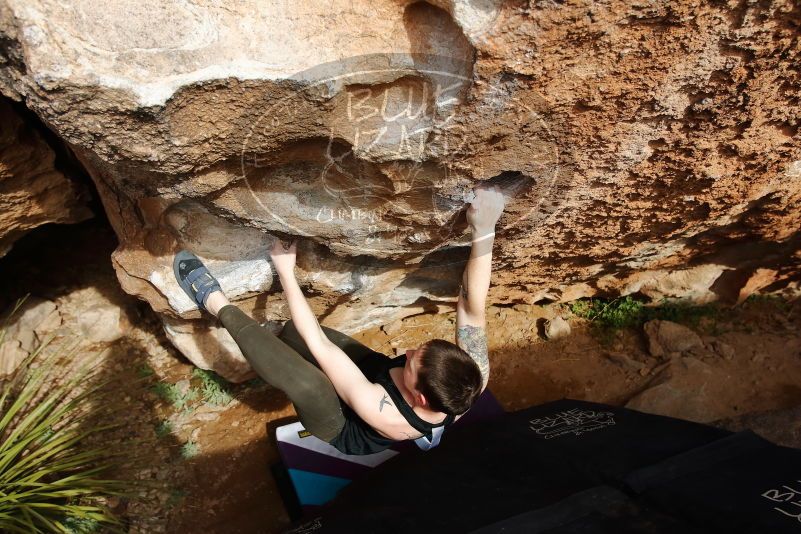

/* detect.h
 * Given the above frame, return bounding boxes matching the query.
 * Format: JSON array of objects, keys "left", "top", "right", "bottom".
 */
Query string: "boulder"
[
  {"left": 0, "top": 297, "right": 62, "bottom": 378},
  {"left": 57, "top": 287, "right": 135, "bottom": 345},
  {"left": 2, "top": 1, "right": 800, "bottom": 379},
  {"left": 643, "top": 320, "right": 703, "bottom": 358},
  {"left": 77, "top": 304, "right": 131, "bottom": 344},
  {"left": 736, "top": 269, "right": 780, "bottom": 305},
  {"left": 543, "top": 316, "right": 571, "bottom": 340}
]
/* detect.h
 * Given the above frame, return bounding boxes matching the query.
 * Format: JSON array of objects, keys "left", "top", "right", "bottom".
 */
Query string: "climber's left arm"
[
  {"left": 269, "top": 240, "right": 387, "bottom": 418},
  {"left": 455, "top": 184, "right": 505, "bottom": 392}
]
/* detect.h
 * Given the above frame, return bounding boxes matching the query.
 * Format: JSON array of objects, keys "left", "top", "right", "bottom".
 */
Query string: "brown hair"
[{"left": 416, "top": 339, "right": 482, "bottom": 415}]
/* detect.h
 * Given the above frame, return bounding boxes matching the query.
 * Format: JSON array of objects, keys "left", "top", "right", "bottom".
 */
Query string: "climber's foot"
[{"left": 173, "top": 250, "right": 225, "bottom": 315}]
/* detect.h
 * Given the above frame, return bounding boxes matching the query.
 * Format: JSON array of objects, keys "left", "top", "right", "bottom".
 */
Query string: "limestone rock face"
[
  {"left": 1, "top": 0, "right": 799, "bottom": 380},
  {"left": 0, "top": 98, "right": 91, "bottom": 257},
  {"left": 0, "top": 297, "right": 61, "bottom": 378}
]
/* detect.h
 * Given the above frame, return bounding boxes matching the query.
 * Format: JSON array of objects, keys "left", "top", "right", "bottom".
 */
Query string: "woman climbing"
[{"left": 173, "top": 183, "right": 505, "bottom": 455}]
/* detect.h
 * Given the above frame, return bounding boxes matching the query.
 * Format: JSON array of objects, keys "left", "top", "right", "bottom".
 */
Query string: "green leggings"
[{"left": 218, "top": 305, "right": 375, "bottom": 442}]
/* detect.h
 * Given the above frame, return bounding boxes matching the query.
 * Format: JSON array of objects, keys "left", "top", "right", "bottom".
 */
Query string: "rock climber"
[{"left": 173, "top": 183, "right": 505, "bottom": 455}]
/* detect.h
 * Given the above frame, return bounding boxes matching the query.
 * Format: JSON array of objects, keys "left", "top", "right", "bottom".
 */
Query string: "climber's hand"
[
  {"left": 270, "top": 238, "right": 297, "bottom": 275},
  {"left": 466, "top": 184, "right": 505, "bottom": 234}
]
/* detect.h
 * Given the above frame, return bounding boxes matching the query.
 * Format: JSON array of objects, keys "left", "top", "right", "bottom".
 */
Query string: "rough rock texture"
[
  {"left": 543, "top": 315, "right": 571, "bottom": 340},
  {"left": 0, "top": 98, "right": 91, "bottom": 257},
  {"left": 77, "top": 301, "right": 131, "bottom": 344},
  {"left": 643, "top": 319, "right": 703, "bottom": 358},
  {"left": 1, "top": 0, "right": 800, "bottom": 379},
  {"left": 0, "top": 297, "right": 61, "bottom": 377}
]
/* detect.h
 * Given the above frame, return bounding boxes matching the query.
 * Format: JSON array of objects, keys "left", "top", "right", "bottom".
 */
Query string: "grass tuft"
[
  {"left": 152, "top": 370, "right": 236, "bottom": 413},
  {"left": 180, "top": 441, "right": 199, "bottom": 459},
  {"left": 0, "top": 300, "right": 135, "bottom": 533},
  {"left": 136, "top": 364, "right": 155, "bottom": 379},
  {"left": 64, "top": 516, "right": 102, "bottom": 534},
  {"left": 192, "top": 368, "right": 234, "bottom": 407},
  {"left": 151, "top": 381, "right": 198, "bottom": 411},
  {"left": 154, "top": 420, "right": 173, "bottom": 439},
  {"left": 570, "top": 296, "right": 644, "bottom": 329}
]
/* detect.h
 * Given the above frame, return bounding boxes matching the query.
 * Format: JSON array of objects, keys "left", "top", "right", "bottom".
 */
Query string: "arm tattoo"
[
  {"left": 456, "top": 325, "right": 489, "bottom": 386},
  {"left": 379, "top": 393, "right": 393, "bottom": 412}
]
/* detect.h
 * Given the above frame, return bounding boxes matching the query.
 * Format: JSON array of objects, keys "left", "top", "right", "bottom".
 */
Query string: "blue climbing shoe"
[{"left": 173, "top": 250, "right": 222, "bottom": 312}]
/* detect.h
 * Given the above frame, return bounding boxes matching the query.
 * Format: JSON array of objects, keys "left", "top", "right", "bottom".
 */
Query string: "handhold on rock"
[
  {"left": 544, "top": 316, "right": 571, "bottom": 340},
  {"left": 643, "top": 319, "right": 703, "bottom": 358}
]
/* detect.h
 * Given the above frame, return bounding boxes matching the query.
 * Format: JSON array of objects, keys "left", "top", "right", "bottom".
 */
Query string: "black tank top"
[{"left": 328, "top": 352, "right": 455, "bottom": 455}]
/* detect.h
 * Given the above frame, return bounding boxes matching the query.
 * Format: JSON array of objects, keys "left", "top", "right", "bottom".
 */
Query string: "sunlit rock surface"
[{"left": 1, "top": 0, "right": 799, "bottom": 379}]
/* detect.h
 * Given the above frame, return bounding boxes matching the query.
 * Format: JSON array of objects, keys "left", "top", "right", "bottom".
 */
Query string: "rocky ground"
[{"left": 1, "top": 219, "right": 800, "bottom": 534}]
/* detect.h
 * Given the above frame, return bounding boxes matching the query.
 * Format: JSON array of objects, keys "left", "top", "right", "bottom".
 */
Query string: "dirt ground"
[{"left": 1, "top": 220, "right": 800, "bottom": 534}]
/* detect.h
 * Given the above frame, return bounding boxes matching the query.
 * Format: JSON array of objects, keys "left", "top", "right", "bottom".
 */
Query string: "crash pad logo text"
[
  {"left": 529, "top": 408, "right": 616, "bottom": 439},
  {"left": 762, "top": 480, "right": 801, "bottom": 523}
]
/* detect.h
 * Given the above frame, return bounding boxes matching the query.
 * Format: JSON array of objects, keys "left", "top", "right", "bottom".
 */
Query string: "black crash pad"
[{"left": 283, "top": 399, "right": 801, "bottom": 533}]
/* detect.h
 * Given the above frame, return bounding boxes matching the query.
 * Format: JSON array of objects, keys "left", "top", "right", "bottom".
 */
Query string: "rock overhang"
[
  {"left": 7, "top": 0, "right": 493, "bottom": 107},
  {"left": 1, "top": 0, "right": 799, "bottom": 380}
]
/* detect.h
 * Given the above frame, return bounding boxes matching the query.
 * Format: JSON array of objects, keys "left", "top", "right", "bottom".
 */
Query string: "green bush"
[
  {"left": 569, "top": 296, "right": 643, "bottom": 328},
  {"left": 0, "top": 311, "right": 131, "bottom": 533},
  {"left": 570, "top": 296, "right": 720, "bottom": 333},
  {"left": 151, "top": 368, "right": 235, "bottom": 414}
]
